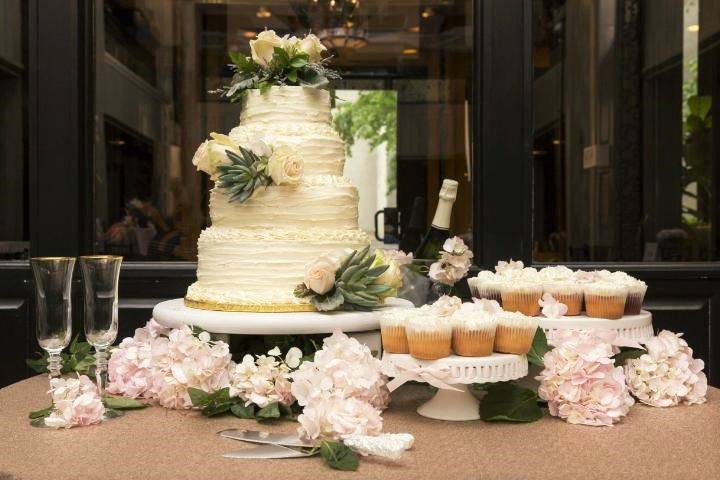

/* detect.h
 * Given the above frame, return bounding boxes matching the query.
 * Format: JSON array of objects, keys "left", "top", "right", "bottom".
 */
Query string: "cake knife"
[
  {"left": 223, "top": 443, "right": 315, "bottom": 459},
  {"left": 218, "top": 429, "right": 314, "bottom": 448}
]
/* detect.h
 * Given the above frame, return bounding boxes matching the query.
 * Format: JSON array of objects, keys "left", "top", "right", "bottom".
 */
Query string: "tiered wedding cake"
[{"left": 185, "top": 86, "right": 370, "bottom": 312}]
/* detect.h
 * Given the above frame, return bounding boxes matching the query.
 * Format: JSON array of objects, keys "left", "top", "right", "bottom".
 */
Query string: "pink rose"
[{"left": 304, "top": 255, "right": 341, "bottom": 295}]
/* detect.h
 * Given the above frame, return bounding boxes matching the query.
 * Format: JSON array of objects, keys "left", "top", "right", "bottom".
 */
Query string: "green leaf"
[
  {"left": 26, "top": 356, "right": 49, "bottom": 373},
  {"left": 294, "top": 283, "right": 312, "bottom": 298},
  {"left": 479, "top": 382, "right": 543, "bottom": 423},
  {"left": 320, "top": 441, "right": 359, "bottom": 471},
  {"left": 188, "top": 387, "right": 213, "bottom": 407},
  {"left": 30, "top": 417, "right": 49, "bottom": 427},
  {"left": 203, "top": 401, "right": 235, "bottom": 417},
  {"left": 28, "top": 405, "right": 53, "bottom": 419},
  {"left": 102, "top": 396, "right": 148, "bottom": 410},
  {"left": 527, "top": 328, "right": 549, "bottom": 367},
  {"left": 230, "top": 402, "right": 256, "bottom": 419},
  {"left": 104, "top": 408, "right": 125, "bottom": 419},
  {"left": 688, "top": 95, "right": 712, "bottom": 119},
  {"left": 287, "top": 69, "right": 298, "bottom": 83},
  {"left": 290, "top": 56, "right": 308, "bottom": 68},
  {"left": 256, "top": 402, "right": 281, "bottom": 419},
  {"left": 311, "top": 289, "right": 345, "bottom": 311},
  {"left": 273, "top": 46, "right": 290, "bottom": 67},
  {"left": 613, "top": 346, "right": 647, "bottom": 367}
]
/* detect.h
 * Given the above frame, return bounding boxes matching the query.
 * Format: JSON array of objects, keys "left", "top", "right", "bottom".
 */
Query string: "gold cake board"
[{"left": 184, "top": 297, "right": 316, "bottom": 313}]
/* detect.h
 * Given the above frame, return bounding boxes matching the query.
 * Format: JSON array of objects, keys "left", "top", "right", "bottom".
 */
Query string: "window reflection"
[
  {"left": 0, "top": 0, "right": 28, "bottom": 260},
  {"left": 532, "top": 0, "right": 719, "bottom": 262},
  {"left": 94, "top": 0, "right": 474, "bottom": 260}
]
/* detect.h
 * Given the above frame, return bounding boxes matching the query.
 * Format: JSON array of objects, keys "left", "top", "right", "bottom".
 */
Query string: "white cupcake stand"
[
  {"left": 538, "top": 310, "right": 654, "bottom": 346},
  {"left": 152, "top": 297, "right": 415, "bottom": 352},
  {"left": 382, "top": 352, "right": 528, "bottom": 421}
]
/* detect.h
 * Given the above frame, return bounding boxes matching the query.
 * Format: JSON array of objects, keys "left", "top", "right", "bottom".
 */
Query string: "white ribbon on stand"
[{"left": 384, "top": 356, "right": 462, "bottom": 392}]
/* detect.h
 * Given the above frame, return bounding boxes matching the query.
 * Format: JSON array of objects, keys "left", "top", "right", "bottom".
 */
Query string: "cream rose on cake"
[
  {"left": 299, "top": 33, "right": 327, "bottom": 63},
  {"left": 304, "top": 254, "right": 342, "bottom": 295},
  {"left": 249, "top": 29, "right": 284, "bottom": 67},
  {"left": 192, "top": 132, "right": 239, "bottom": 179},
  {"left": 267, "top": 145, "right": 304, "bottom": 185}
]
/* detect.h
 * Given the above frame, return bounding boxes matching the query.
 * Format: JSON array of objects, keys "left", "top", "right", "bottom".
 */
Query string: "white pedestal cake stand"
[
  {"left": 382, "top": 353, "right": 528, "bottom": 421},
  {"left": 538, "top": 310, "right": 654, "bottom": 346},
  {"left": 152, "top": 297, "right": 414, "bottom": 351}
]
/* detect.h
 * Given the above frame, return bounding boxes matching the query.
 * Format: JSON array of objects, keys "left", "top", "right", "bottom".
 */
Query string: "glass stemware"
[
  {"left": 79, "top": 255, "right": 122, "bottom": 395},
  {"left": 31, "top": 257, "right": 75, "bottom": 380}
]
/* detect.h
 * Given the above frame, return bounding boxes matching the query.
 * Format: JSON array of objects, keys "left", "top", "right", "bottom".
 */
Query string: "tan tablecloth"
[{"left": 1, "top": 376, "right": 719, "bottom": 480}]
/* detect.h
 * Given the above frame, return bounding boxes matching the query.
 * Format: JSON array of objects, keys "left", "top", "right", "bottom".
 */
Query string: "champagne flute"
[
  {"left": 79, "top": 255, "right": 122, "bottom": 395},
  {"left": 31, "top": 257, "right": 75, "bottom": 381}
]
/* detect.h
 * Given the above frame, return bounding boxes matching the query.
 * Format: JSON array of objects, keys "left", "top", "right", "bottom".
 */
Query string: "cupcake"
[
  {"left": 542, "top": 281, "right": 584, "bottom": 316},
  {"left": 405, "top": 312, "right": 453, "bottom": 360},
  {"left": 610, "top": 271, "right": 647, "bottom": 315},
  {"left": 500, "top": 281, "right": 543, "bottom": 316},
  {"left": 584, "top": 282, "right": 628, "bottom": 319},
  {"left": 468, "top": 270, "right": 503, "bottom": 303},
  {"left": 451, "top": 310, "right": 496, "bottom": 357},
  {"left": 494, "top": 311, "right": 539, "bottom": 355},
  {"left": 379, "top": 308, "right": 412, "bottom": 354}
]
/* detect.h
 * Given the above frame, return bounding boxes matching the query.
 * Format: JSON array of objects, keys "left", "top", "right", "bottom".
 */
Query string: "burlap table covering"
[{"left": 1, "top": 376, "right": 719, "bottom": 480}]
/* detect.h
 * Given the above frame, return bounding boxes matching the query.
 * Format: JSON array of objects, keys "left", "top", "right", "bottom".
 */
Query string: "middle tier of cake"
[
  {"left": 186, "top": 226, "right": 371, "bottom": 311},
  {"left": 210, "top": 176, "right": 359, "bottom": 230}
]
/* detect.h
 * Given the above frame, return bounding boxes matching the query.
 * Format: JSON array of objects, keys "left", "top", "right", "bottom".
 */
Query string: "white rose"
[
  {"left": 371, "top": 250, "right": 403, "bottom": 290},
  {"left": 282, "top": 35, "right": 300, "bottom": 52},
  {"left": 267, "top": 145, "right": 304, "bottom": 185},
  {"left": 250, "top": 30, "right": 283, "bottom": 68},
  {"left": 304, "top": 255, "right": 341, "bottom": 295},
  {"left": 204, "top": 132, "right": 239, "bottom": 179},
  {"left": 299, "top": 34, "right": 327, "bottom": 63},
  {"left": 247, "top": 139, "right": 272, "bottom": 158},
  {"left": 191, "top": 140, "right": 211, "bottom": 175}
]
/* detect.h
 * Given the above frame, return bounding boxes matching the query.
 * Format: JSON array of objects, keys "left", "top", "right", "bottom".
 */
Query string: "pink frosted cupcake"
[
  {"left": 450, "top": 310, "right": 497, "bottom": 357},
  {"left": 494, "top": 311, "right": 539, "bottom": 355},
  {"left": 467, "top": 270, "right": 503, "bottom": 304},
  {"left": 542, "top": 281, "right": 584, "bottom": 316},
  {"left": 406, "top": 312, "right": 452, "bottom": 360},
  {"left": 584, "top": 282, "right": 628, "bottom": 319},
  {"left": 379, "top": 308, "right": 412, "bottom": 354},
  {"left": 500, "top": 281, "right": 543, "bottom": 316}
]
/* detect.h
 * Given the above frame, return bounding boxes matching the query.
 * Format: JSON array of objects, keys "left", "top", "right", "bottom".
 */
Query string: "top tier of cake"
[{"left": 230, "top": 87, "right": 345, "bottom": 177}]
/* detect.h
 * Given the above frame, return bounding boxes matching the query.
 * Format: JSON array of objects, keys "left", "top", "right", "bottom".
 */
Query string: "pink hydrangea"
[
  {"left": 625, "top": 330, "right": 707, "bottom": 407},
  {"left": 228, "top": 347, "right": 301, "bottom": 408},
  {"left": 536, "top": 329, "right": 634, "bottom": 426},
  {"left": 107, "top": 321, "right": 232, "bottom": 409},
  {"left": 538, "top": 293, "right": 568, "bottom": 319},
  {"left": 291, "top": 330, "right": 388, "bottom": 410},
  {"left": 428, "top": 237, "right": 473, "bottom": 286},
  {"left": 44, "top": 375, "right": 105, "bottom": 429},
  {"left": 297, "top": 395, "right": 383, "bottom": 441},
  {"left": 291, "top": 330, "right": 389, "bottom": 441}
]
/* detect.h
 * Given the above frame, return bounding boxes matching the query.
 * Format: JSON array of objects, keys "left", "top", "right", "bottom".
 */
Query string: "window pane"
[
  {"left": 0, "top": 0, "right": 29, "bottom": 260},
  {"left": 532, "top": 0, "right": 719, "bottom": 262},
  {"left": 94, "top": 0, "right": 474, "bottom": 260}
]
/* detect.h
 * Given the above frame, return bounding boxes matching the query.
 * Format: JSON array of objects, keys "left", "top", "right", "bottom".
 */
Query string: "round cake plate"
[
  {"left": 152, "top": 297, "right": 413, "bottom": 335},
  {"left": 538, "top": 310, "right": 654, "bottom": 346},
  {"left": 383, "top": 352, "right": 528, "bottom": 421}
]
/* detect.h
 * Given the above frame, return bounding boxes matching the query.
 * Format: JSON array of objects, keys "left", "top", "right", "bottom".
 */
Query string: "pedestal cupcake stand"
[
  {"left": 382, "top": 352, "right": 528, "bottom": 421},
  {"left": 152, "top": 297, "right": 414, "bottom": 351},
  {"left": 538, "top": 310, "right": 654, "bottom": 346}
]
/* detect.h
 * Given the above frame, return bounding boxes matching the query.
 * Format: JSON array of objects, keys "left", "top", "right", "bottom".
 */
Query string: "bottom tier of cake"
[{"left": 185, "top": 226, "right": 370, "bottom": 312}]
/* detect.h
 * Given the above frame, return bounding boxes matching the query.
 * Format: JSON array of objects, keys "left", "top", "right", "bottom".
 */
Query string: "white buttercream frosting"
[
  {"left": 240, "top": 86, "right": 332, "bottom": 125},
  {"left": 189, "top": 226, "right": 369, "bottom": 306},
  {"left": 209, "top": 179, "right": 359, "bottom": 230},
  {"left": 188, "top": 86, "right": 371, "bottom": 307}
]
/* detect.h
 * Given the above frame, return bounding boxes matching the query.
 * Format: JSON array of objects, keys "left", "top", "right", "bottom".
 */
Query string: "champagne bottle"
[{"left": 414, "top": 179, "right": 458, "bottom": 259}]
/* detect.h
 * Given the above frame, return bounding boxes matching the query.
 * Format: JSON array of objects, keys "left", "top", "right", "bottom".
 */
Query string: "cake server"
[
  {"left": 218, "top": 429, "right": 314, "bottom": 448},
  {"left": 223, "top": 443, "right": 314, "bottom": 459}
]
